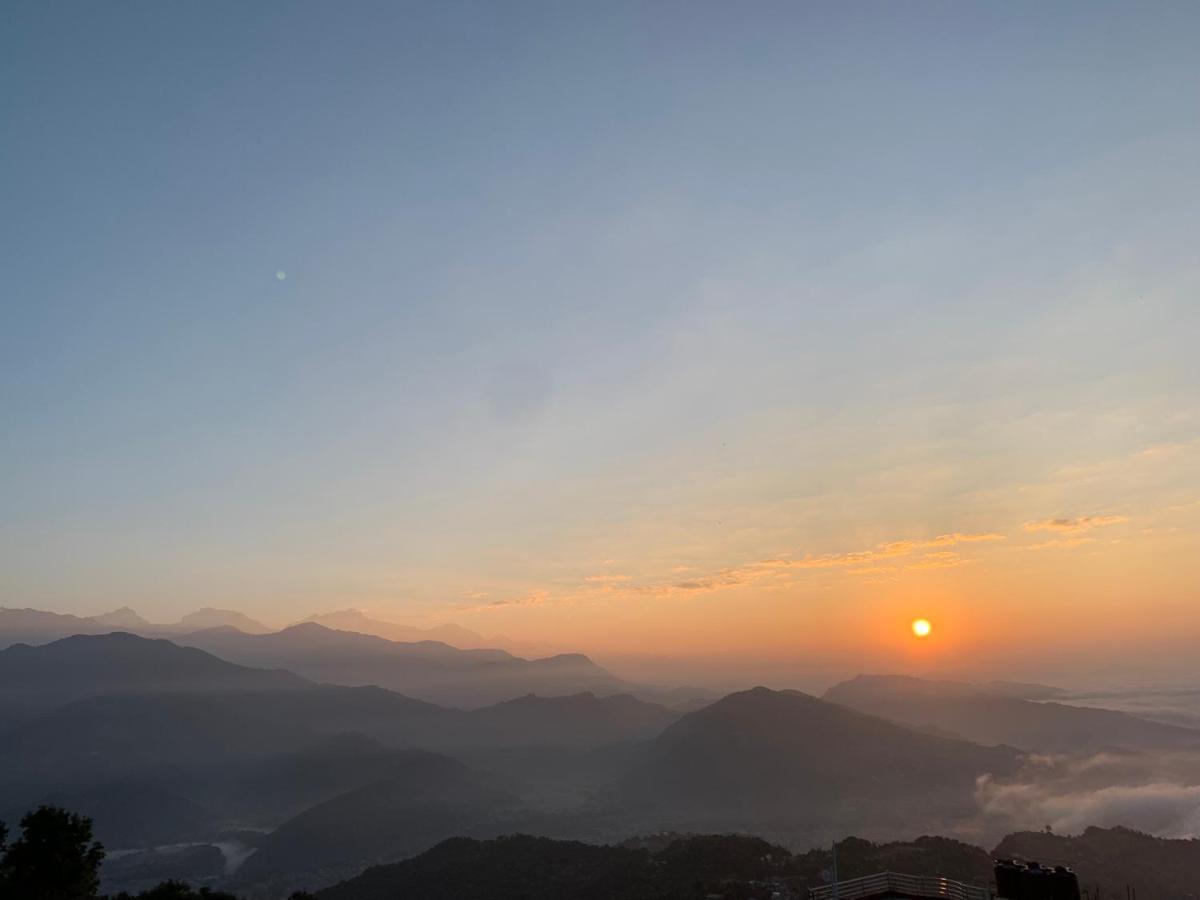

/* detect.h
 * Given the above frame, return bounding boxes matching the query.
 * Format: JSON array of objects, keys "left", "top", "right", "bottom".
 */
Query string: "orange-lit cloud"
[
  {"left": 462, "top": 531, "right": 1006, "bottom": 610},
  {"left": 757, "top": 532, "right": 1004, "bottom": 573},
  {"left": 462, "top": 590, "right": 551, "bottom": 612},
  {"left": 1018, "top": 537, "right": 1098, "bottom": 552},
  {"left": 1023, "top": 515, "right": 1128, "bottom": 534},
  {"left": 905, "top": 550, "right": 971, "bottom": 570}
]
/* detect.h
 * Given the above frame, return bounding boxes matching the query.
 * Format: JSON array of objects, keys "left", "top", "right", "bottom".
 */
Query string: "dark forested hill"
[
  {"left": 315, "top": 834, "right": 741, "bottom": 900},
  {"left": 235, "top": 751, "right": 520, "bottom": 888},
  {"left": 314, "top": 832, "right": 996, "bottom": 900},
  {"left": 994, "top": 826, "right": 1200, "bottom": 900}
]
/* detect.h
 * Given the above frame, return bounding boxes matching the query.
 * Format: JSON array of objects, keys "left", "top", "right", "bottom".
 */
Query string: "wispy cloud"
[
  {"left": 757, "top": 532, "right": 1004, "bottom": 573},
  {"left": 1023, "top": 515, "right": 1129, "bottom": 534},
  {"left": 905, "top": 550, "right": 972, "bottom": 571},
  {"left": 460, "top": 590, "right": 550, "bottom": 613},
  {"left": 463, "top": 531, "right": 1006, "bottom": 610},
  {"left": 1018, "top": 536, "right": 1098, "bottom": 552}
]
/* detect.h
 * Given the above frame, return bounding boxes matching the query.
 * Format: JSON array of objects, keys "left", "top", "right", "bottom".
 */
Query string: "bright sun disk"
[{"left": 911, "top": 618, "right": 932, "bottom": 638}]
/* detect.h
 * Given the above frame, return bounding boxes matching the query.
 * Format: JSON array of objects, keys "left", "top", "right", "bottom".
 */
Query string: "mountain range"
[
  {"left": 1, "top": 605, "right": 631, "bottom": 708},
  {"left": 5, "top": 613, "right": 1200, "bottom": 896},
  {"left": 0, "top": 631, "right": 307, "bottom": 722},
  {"left": 824, "top": 674, "right": 1200, "bottom": 752},
  {"left": 0, "top": 605, "right": 489, "bottom": 649},
  {"left": 172, "top": 621, "right": 626, "bottom": 708},
  {"left": 0, "top": 633, "right": 675, "bottom": 778},
  {"left": 0, "top": 606, "right": 272, "bottom": 647},
  {"left": 297, "top": 609, "right": 491, "bottom": 648}
]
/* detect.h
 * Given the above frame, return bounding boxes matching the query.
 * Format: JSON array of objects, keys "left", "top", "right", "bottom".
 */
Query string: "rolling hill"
[
  {"left": 314, "top": 832, "right": 997, "bottom": 900},
  {"left": 235, "top": 751, "right": 519, "bottom": 889},
  {"left": 0, "top": 631, "right": 308, "bottom": 721},
  {"left": 621, "top": 686, "right": 1020, "bottom": 834}
]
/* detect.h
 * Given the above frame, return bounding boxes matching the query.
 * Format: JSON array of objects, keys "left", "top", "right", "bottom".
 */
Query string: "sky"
[{"left": 2, "top": 1, "right": 1199, "bottom": 684}]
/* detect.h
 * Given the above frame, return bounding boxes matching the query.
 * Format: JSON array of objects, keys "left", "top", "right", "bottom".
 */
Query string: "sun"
[{"left": 911, "top": 618, "right": 932, "bottom": 638}]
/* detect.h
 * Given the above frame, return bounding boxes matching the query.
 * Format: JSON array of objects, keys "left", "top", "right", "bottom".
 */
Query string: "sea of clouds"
[{"left": 976, "top": 749, "right": 1200, "bottom": 838}]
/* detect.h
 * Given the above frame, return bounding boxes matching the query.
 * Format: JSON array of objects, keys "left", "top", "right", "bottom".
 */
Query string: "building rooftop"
[{"left": 810, "top": 871, "right": 992, "bottom": 900}]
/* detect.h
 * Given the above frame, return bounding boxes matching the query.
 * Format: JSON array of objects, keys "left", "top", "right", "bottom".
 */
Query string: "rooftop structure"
[{"left": 810, "top": 872, "right": 993, "bottom": 900}]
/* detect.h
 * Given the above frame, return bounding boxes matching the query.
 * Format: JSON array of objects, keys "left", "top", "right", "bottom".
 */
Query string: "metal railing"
[{"left": 810, "top": 871, "right": 993, "bottom": 900}]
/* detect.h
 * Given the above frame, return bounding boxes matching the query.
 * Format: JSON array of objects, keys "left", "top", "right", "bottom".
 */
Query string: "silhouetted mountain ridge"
[
  {"left": 0, "top": 632, "right": 309, "bottom": 721},
  {"left": 824, "top": 674, "right": 1200, "bottom": 752},
  {"left": 299, "top": 609, "right": 491, "bottom": 648},
  {"left": 0, "top": 605, "right": 271, "bottom": 647},
  {"left": 174, "top": 622, "right": 625, "bottom": 708},
  {"left": 236, "top": 750, "right": 519, "bottom": 886},
  {"left": 622, "top": 686, "right": 1019, "bottom": 833}
]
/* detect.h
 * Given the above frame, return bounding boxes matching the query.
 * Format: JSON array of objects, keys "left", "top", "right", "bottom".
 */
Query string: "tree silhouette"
[
  {"left": 109, "top": 881, "right": 239, "bottom": 899},
  {"left": 0, "top": 805, "right": 105, "bottom": 899}
]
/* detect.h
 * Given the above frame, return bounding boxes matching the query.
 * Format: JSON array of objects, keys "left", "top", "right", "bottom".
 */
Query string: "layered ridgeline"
[
  {"left": 824, "top": 675, "right": 1200, "bottom": 753},
  {"left": 0, "top": 632, "right": 676, "bottom": 765},
  {"left": 0, "top": 630, "right": 680, "bottom": 888},
  {"left": 0, "top": 631, "right": 308, "bottom": 722},
  {"left": 0, "top": 605, "right": 484, "bottom": 649},
  {"left": 173, "top": 622, "right": 624, "bottom": 708},
  {"left": 0, "top": 607, "right": 272, "bottom": 647},
  {"left": 298, "top": 609, "right": 490, "bottom": 648},
  {"left": 0, "top": 606, "right": 628, "bottom": 708},
  {"left": 7, "top": 631, "right": 1195, "bottom": 897},
  {"left": 0, "top": 631, "right": 1028, "bottom": 896}
]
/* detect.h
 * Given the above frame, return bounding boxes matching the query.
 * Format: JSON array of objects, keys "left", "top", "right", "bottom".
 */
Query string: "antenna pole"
[{"left": 832, "top": 839, "right": 839, "bottom": 900}]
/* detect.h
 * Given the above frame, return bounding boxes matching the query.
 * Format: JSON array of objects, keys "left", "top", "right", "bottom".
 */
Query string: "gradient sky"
[{"left": 3, "top": 2, "right": 1199, "bottom": 682}]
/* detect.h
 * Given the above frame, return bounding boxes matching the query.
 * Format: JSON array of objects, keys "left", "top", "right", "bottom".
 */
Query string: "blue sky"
[{"left": 3, "top": 2, "right": 1198, "bottom": 667}]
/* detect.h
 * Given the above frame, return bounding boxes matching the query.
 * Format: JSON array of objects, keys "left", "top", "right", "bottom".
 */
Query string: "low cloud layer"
[{"left": 977, "top": 750, "right": 1200, "bottom": 838}]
